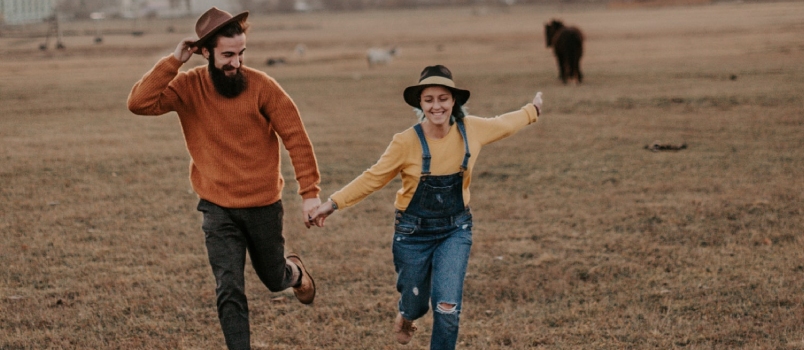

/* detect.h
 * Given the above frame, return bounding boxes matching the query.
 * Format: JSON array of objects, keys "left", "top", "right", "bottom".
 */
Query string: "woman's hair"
[
  {"left": 414, "top": 89, "right": 467, "bottom": 125},
  {"left": 203, "top": 21, "right": 249, "bottom": 54}
]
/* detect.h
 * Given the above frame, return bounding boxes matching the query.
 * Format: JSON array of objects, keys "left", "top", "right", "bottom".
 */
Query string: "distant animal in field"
[
  {"left": 294, "top": 43, "right": 307, "bottom": 57},
  {"left": 366, "top": 47, "right": 397, "bottom": 68},
  {"left": 266, "top": 57, "right": 286, "bottom": 66},
  {"left": 544, "top": 19, "right": 584, "bottom": 84}
]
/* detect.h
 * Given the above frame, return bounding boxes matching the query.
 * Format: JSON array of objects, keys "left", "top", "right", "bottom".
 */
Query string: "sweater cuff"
[
  {"left": 524, "top": 103, "right": 539, "bottom": 124},
  {"left": 300, "top": 190, "right": 321, "bottom": 200},
  {"left": 329, "top": 197, "right": 341, "bottom": 211},
  {"left": 329, "top": 193, "right": 345, "bottom": 210}
]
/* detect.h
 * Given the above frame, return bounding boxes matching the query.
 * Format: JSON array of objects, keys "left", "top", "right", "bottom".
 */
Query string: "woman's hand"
[
  {"left": 309, "top": 200, "right": 337, "bottom": 227},
  {"left": 533, "top": 92, "right": 543, "bottom": 116}
]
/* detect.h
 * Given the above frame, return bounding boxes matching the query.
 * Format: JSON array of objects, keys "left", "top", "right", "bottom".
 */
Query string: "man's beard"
[{"left": 208, "top": 56, "right": 247, "bottom": 98}]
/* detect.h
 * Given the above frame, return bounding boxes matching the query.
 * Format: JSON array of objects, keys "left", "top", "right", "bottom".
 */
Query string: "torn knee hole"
[{"left": 437, "top": 302, "right": 457, "bottom": 313}]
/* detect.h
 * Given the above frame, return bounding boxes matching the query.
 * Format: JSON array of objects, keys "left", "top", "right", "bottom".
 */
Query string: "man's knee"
[{"left": 256, "top": 262, "right": 295, "bottom": 292}]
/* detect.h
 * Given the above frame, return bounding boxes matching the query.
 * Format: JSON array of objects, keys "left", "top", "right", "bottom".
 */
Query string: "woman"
[{"left": 310, "top": 65, "right": 543, "bottom": 349}]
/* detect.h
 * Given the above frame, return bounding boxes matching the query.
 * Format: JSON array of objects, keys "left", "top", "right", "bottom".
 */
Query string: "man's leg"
[
  {"left": 198, "top": 200, "right": 251, "bottom": 350},
  {"left": 237, "top": 200, "right": 315, "bottom": 304},
  {"left": 238, "top": 200, "right": 301, "bottom": 292}
]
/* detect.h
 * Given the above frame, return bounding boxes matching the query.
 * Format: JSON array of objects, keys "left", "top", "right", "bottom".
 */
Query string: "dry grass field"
[{"left": 2, "top": 1, "right": 803, "bottom": 349}]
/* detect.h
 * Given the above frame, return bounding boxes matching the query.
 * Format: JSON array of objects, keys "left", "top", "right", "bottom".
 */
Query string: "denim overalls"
[{"left": 393, "top": 120, "right": 473, "bottom": 350}]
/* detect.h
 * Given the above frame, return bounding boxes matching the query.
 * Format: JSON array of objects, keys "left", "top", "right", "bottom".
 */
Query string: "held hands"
[
  {"left": 302, "top": 197, "right": 322, "bottom": 229},
  {"left": 306, "top": 200, "right": 336, "bottom": 228},
  {"left": 532, "top": 92, "right": 543, "bottom": 116},
  {"left": 173, "top": 37, "right": 198, "bottom": 63}
]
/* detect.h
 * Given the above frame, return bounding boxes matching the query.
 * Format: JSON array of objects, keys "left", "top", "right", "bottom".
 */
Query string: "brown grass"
[
  {"left": 607, "top": 0, "right": 713, "bottom": 10},
  {"left": 2, "top": 2, "right": 803, "bottom": 349}
]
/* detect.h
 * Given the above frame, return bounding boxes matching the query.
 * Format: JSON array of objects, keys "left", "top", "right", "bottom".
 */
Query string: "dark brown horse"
[{"left": 545, "top": 20, "right": 584, "bottom": 84}]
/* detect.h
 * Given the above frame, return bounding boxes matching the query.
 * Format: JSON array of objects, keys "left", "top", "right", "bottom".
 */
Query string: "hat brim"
[
  {"left": 404, "top": 84, "right": 470, "bottom": 109},
  {"left": 191, "top": 11, "right": 249, "bottom": 55}
]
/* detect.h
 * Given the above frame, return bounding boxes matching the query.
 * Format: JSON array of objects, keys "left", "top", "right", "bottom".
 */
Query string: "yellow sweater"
[
  {"left": 127, "top": 55, "right": 320, "bottom": 208},
  {"left": 330, "top": 104, "right": 538, "bottom": 211}
]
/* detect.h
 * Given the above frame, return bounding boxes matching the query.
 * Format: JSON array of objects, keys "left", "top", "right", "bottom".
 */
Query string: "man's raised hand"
[{"left": 173, "top": 37, "right": 197, "bottom": 63}]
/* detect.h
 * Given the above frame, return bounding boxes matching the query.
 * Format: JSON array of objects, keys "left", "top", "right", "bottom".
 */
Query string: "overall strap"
[
  {"left": 456, "top": 119, "right": 471, "bottom": 171},
  {"left": 414, "top": 121, "right": 471, "bottom": 175},
  {"left": 413, "top": 124, "right": 432, "bottom": 175}
]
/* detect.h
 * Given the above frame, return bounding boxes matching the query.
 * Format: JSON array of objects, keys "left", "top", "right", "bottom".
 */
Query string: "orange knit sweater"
[{"left": 127, "top": 55, "right": 320, "bottom": 208}]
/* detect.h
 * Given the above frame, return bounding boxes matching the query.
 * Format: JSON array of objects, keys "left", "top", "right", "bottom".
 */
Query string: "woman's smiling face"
[{"left": 419, "top": 86, "right": 455, "bottom": 127}]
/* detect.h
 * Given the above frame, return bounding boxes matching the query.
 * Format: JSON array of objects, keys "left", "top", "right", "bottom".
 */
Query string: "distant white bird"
[
  {"left": 295, "top": 43, "right": 307, "bottom": 57},
  {"left": 366, "top": 47, "right": 397, "bottom": 68}
]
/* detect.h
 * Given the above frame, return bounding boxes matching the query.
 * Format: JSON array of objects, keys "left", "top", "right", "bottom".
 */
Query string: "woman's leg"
[
  {"left": 429, "top": 224, "right": 472, "bottom": 350},
  {"left": 393, "top": 234, "right": 436, "bottom": 321}
]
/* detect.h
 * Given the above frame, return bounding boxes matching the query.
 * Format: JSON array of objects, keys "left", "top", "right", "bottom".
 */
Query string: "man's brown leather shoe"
[{"left": 287, "top": 254, "right": 315, "bottom": 305}]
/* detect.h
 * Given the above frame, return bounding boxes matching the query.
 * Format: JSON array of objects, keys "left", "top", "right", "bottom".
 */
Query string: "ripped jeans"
[{"left": 392, "top": 208, "right": 473, "bottom": 350}]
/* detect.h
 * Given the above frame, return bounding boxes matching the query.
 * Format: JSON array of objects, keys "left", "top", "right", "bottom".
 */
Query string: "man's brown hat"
[{"left": 192, "top": 7, "right": 248, "bottom": 54}]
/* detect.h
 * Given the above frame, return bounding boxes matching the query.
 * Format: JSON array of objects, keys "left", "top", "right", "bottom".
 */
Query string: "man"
[{"left": 127, "top": 7, "right": 319, "bottom": 350}]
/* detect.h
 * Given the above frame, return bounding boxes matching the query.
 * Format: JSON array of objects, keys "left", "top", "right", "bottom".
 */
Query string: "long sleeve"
[
  {"left": 329, "top": 133, "right": 408, "bottom": 209},
  {"left": 470, "top": 103, "right": 539, "bottom": 146},
  {"left": 260, "top": 77, "right": 321, "bottom": 199},
  {"left": 127, "top": 55, "right": 184, "bottom": 116}
]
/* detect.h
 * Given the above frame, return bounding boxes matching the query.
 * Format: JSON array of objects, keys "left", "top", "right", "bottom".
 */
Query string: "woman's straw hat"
[{"left": 403, "top": 65, "right": 471, "bottom": 108}]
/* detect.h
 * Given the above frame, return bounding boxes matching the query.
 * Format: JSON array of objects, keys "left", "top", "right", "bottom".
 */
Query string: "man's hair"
[{"left": 203, "top": 21, "right": 249, "bottom": 54}]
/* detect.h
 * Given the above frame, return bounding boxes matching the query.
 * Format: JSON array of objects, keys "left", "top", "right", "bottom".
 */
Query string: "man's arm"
[
  {"left": 127, "top": 38, "right": 196, "bottom": 115},
  {"left": 262, "top": 78, "right": 322, "bottom": 198},
  {"left": 260, "top": 78, "right": 322, "bottom": 226}
]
